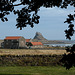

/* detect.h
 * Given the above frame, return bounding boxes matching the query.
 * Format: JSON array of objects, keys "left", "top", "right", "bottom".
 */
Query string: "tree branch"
[{"left": 13, "top": 3, "right": 23, "bottom": 6}]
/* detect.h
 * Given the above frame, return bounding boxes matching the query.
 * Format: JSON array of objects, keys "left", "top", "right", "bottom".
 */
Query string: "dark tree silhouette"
[
  {"left": 60, "top": 44, "right": 75, "bottom": 69},
  {"left": 0, "top": 0, "right": 75, "bottom": 69},
  {"left": 64, "top": 14, "right": 75, "bottom": 40},
  {"left": 0, "top": 0, "right": 75, "bottom": 30}
]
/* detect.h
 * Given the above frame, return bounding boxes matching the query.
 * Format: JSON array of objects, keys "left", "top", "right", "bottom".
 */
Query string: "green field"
[{"left": 0, "top": 66, "right": 75, "bottom": 75}]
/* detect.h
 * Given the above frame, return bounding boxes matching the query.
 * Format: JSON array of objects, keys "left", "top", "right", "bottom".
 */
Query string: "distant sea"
[{"left": 44, "top": 43, "right": 73, "bottom": 47}]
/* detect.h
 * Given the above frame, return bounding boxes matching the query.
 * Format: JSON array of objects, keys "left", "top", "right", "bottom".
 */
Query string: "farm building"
[
  {"left": 30, "top": 42, "right": 43, "bottom": 46},
  {"left": 0, "top": 40, "right": 4, "bottom": 48},
  {"left": 26, "top": 39, "right": 32, "bottom": 46},
  {"left": 26, "top": 39, "right": 32, "bottom": 43},
  {"left": 26, "top": 42, "right": 43, "bottom": 48},
  {"left": 3, "top": 36, "right": 26, "bottom": 49}
]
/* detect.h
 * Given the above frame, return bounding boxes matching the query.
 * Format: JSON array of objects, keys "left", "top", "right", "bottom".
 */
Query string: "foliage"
[
  {"left": 0, "top": 0, "right": 75, "bottom": 31},
  {"left": 61, "top": 44, "right": 75, "bottom": 69},
  {"left": 64, "top": 14, "right": 75, "bottom": 40},
  {"left": 0, "top": 55, "right": 63, "bottom": 66},
  {"left": 60, "top": 53, "right": 75, "bottom": 70}
]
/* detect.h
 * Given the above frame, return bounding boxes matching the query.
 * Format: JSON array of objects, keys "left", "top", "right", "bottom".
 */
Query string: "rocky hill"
[
  {"left": 32, "top": 32, "right": 72, "bottom": 44},
  {"left": 33, "top": 32, "right": 47, "bottom": 40},
  {"left": 32, "top": 32, "right": 49, "bottom": 43}
]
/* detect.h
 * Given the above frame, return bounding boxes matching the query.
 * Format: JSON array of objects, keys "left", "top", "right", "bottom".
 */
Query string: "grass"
[
  {"left": 0, "top": 49, "right": 66, "bottom": 55},
  {"left": 0, "top": 66, "right": 75, "bottom": 75}
]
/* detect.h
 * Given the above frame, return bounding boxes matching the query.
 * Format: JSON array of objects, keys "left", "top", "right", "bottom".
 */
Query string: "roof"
[
  {"left": 26, "top": 39, "right": 31, "bottom": 42},
  {"left": 31, "top": 42, "right": 43, "bottom": 46},
  {"left": 5, "top": 36, "right": 22, "bottom": 40}
]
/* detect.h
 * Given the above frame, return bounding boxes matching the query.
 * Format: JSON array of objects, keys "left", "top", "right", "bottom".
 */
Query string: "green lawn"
[{"left": 0, "top": 66, "right": 75, "bottom": 75}]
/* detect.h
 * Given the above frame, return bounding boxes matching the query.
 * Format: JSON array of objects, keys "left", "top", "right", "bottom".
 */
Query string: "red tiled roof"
[
  {"left": 31, "top": 42, "right": 43, "bottom": 46},
  {"left": 26, "top": 39, "right": 30, "bottom": 42},
  {"left": 5, "top": 36, "right": 22, "bottom": 40}
]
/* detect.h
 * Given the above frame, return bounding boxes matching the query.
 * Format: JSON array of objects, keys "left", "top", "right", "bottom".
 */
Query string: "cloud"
[{"left": 38, "top": 7, "right": 74, "bottom": 17}]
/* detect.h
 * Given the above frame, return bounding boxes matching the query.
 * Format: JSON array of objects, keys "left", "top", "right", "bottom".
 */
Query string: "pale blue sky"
[{"left": 0, "top": 6, "right": 75, "bottom": 40}]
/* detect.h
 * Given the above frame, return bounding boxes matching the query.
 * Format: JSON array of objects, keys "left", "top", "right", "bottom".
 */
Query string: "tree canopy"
[
  {"left": 0, "top": 0, "right": 75, "bottom": 39},
  {"left": 0, "top": 0, "right": 75, "bottom": 69}
]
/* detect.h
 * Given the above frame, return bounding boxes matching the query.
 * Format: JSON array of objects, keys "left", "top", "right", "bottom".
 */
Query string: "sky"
[{"left": 0, "top": 5, "right": 75, "bottom": 40}]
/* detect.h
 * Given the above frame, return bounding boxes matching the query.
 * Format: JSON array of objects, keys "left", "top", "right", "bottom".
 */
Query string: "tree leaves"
[
  {"left": 64, "top": 14, "right": 75, "bottom": 40},
  {"left": 0, "top": 0, "right": 75, "bottom": 29}
]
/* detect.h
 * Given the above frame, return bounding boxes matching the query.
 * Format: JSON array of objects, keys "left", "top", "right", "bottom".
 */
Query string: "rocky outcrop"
[
  {"left": 32, "top": 32, "right": 71, "bottom": 44},
  {"left": 33, "top": 32, "right": 47, "bottom": 40},
  {"left": 33, "top": 32, "right": 49, "bottom": 43}
]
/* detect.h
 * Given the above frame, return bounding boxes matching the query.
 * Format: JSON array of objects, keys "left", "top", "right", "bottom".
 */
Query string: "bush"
[{"left": 0, "top": 55, "right": 63, "bottom": 66}]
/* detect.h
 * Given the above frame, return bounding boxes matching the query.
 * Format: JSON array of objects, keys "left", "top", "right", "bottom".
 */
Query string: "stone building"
[
  {"left": 26, "top": 39, "right": 32, "bottom": 46},
  {"left": 26, "top": 42, "right": 43, "bottom": 48},
  {"left": 3, "top": 36, "right": 26, "bottom": 49},
  {"left": 0, "top": 40, "right": 4, "bottom": 48}
]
